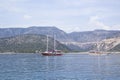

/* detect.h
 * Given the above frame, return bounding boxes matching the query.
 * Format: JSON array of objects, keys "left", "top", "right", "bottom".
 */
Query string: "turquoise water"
[{"left": 0, "top": 53, "right": 120, "bottom": 80}]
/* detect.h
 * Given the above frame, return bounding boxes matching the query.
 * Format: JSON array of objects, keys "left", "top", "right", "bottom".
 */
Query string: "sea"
[{"left": 0, "top": 53, "right": 120, "bottom": 80}]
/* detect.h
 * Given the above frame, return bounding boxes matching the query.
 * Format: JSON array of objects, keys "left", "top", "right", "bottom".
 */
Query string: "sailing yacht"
[{"left": 41, "top": 35, "right": 62, "bottom": 56}]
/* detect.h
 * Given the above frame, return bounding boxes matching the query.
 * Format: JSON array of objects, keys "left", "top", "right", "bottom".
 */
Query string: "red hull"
[{"left": 41, "top": 52, "right": 62, "bottom": 56}]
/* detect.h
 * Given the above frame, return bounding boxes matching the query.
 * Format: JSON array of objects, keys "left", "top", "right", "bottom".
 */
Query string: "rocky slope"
[
  {"left": 99, "top": 38, "right": 120, "bottom": 52},
  {"left": 63, "top": 38, "right": 120, "bottom": 52}
]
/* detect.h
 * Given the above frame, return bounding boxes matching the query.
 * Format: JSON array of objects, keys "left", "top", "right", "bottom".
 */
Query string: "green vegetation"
[{"left": 0, "top": 34, "right": 71, "bottom": 53}]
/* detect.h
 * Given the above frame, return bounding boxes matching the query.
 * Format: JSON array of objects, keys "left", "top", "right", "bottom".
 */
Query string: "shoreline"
[{"left": 0, "top": 51, "right": 120, "bottom": 54}]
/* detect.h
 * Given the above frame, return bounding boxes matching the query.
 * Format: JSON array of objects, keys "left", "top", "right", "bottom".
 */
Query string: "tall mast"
[
  {"left": 53, "top": 34, "right": 56, "bottom": 50},
  {"left": 46, "top": 35, "right": 48, "bottom": 52}
]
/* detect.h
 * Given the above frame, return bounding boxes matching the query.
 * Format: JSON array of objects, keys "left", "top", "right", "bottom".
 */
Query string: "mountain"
[
  {"left": 110, "top": 44, "right": 120, "bottom": 52},
  {"left": 63, "top": 37, "right": 120, "bottom": 52},
  {"left": 62, "top": 42, "right": 95, "bottom": 52},
  {"left": 1, "top": 27, "right": 120, "bottom": 42},
  {"left": 0, "top": 26, "right": 120, "bottom": 52},
  {"left": 68, "top": 30, "right": 120, "bottom": 42},
  {"left": 64, "top": 30, "right": 120, "bottom": 51},
  {"left": 0, "top": 26, "right": 71, "bottom": 42},
  {"left": 104, "top": 38, "right": 120, "bottom": 52},
  {"left": 0, "top": 34, "right": 70, "bottom": 53}
]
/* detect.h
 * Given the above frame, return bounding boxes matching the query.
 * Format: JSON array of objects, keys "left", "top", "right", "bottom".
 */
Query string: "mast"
[
  {"left": 46, "top": 35, "right": 48, "bottom": 52},
  {"left": 53, "top": 34, "right": 56, "bottom": 50}
]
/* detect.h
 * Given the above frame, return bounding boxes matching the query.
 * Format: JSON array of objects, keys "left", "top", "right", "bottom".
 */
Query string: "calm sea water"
[{"left": 0, "top": 53, "right": 120, "bottom": 80}]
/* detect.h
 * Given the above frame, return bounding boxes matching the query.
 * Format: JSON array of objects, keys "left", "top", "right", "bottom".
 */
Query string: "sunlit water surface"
[{"left": 0, "top": 53, "right": 120, "bottom": 80}]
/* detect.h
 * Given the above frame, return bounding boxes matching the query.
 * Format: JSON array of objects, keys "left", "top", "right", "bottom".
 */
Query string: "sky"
[{"left": 0, "top": 0, "right": 120, "bottom": 32}]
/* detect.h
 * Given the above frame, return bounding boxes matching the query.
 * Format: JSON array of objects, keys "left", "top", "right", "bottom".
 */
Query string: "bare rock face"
[{"left": 99, "top": 38, "right": 120, "bottom": 51}]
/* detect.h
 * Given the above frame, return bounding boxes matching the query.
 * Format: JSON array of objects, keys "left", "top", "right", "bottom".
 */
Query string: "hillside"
[
  {"left": 0, "top": 26, "right": 71, "bottom": 42},
  {"left": 69, "top": 30, "right": 120, "bottom": 42},
  {"left": 63, "top": 38, "right": 120, "bottom": 52},
  {"left": 88, "top": 38, "right": 120, "bottom": 52},
  {"left": 0, "top": 34, "right": 70, "bottom": 53},
  {"left": 0, "top": 27, "right": 120, "bottom": 52},
  {"left": 110, "top": 44, "right": 120, "bottom": 51},
  {"left": 0, "top": 27, "right": 120, "bottom": 42},
  {"left": 106, "top": 38, "right": 120, "bottom": 52}
]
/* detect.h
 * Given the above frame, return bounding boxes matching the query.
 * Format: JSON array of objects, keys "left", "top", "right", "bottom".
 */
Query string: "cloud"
[
  {"left": 88, "top": 16, "right": 110, "bottom": 30},
  {"left": 88, "top": 16, "right": 120, "bottom": 31},
  {"left": 0, "top": 0, "right": 120, "bottom": 32},
  {"left": 60, "top": 26, "right": 81, "bottom": 33},
  {"left": 111, "top": 25, "right": 120, "bottom": 30}
]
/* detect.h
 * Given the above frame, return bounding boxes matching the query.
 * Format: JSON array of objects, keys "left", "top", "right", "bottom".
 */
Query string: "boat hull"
[
  {"left": 89, "top": 51, "right": 107, "bottom": 56},
  {"left": 41, "top": 52, "right": 62, "bottom": 56}
]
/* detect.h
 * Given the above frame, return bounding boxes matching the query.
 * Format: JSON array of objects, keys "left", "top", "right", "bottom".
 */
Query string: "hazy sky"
[{"left": 0, "top": 0, "right": 120, "bottom": 32}]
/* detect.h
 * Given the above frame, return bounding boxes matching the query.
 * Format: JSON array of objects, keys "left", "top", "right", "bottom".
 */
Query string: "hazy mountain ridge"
[
  {"left": 0, "top": 26, "right": 71, "bottom": 42},
  {"left": 1, "top": 27, "right": 120, "bottom": 42},
  {"left": 69, "top": 30, "right": 120, "bottom": 42},
  {"left": 0, "top": 34, "right": 70, "bottom": 53},
  {"left": 0, "top": 26, "right": 120, "bottom": 52}
]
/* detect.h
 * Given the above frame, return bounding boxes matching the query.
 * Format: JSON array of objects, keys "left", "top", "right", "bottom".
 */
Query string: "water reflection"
[
  {"left": 92, "top": 54, "right": 120, "bottom": 80},
  {"left": 0, "top": 53, "right": 120, "bottom": 80},
  {"left": 44, "top": 56, "right": 57, "bottom": 71}
]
